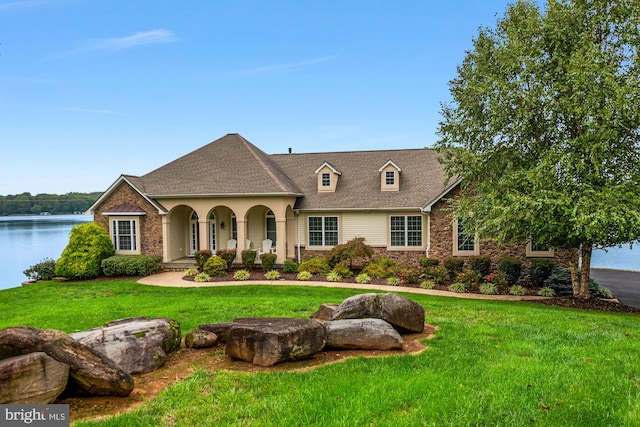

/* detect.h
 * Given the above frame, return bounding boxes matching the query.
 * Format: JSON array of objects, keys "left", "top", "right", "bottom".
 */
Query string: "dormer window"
[
  {"left": 379, "top": 160, "right": 401, "bottom": 192},
  {"left": 315, "top": 162, "right": 341, "bottom": 193}
]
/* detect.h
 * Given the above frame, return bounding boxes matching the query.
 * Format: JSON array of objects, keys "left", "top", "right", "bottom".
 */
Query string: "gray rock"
[
  {"left": 71, "top": 316, "right": 181, "bottom": 375},
  {"left": 185, "top": 329, "right": 218, "bottom": 348},
  {"left": 0, "top": 326, "right": 133, "bottom": 397},
  {"left": 329, "top": 293, "right": 425, "bottom": 333},
  {"left": 324, "top": 319, "right": 403, "bottom": 350},
  {"left": 198, "top": 322, "right": 233, "bottom": 343},
  {"left": 0, "top": 352, "right": 69, "bottom": 404},
  {"left": 310, "top": 303, "right": 339, "bottom": 320},
  {"left": 226, "top": 318, "right": 326, "bottom": 367}
]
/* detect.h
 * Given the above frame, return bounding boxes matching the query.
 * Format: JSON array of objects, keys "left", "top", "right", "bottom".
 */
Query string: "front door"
[{"left": 189, "top": 212, "right": 198, "bottom": 256}]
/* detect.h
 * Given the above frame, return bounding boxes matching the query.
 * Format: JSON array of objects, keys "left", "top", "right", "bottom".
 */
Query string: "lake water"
[
  {"left": 0, "top": 215, "right": 637, "bottom": 290},
  {"left": 0, "top": 214, "right": 93, "bottom": 290}
]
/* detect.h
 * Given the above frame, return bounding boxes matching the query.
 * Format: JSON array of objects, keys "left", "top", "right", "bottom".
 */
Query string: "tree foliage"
[
  {"left": 55, "top": 222, "right": 115, "bottom": 279},
  {"left": 436, "top": 0, "right": 640, "bottom": 298},
  {"left": 0, "top": 192, "right": 101, "bottom": 215}
]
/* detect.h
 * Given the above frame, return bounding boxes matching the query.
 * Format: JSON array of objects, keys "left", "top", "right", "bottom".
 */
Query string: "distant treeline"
[{"left": 0, "top": 192, "right": 102, "bottom": 216}]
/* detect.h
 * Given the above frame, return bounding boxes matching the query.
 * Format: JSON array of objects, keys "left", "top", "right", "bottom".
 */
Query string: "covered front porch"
[{"left": 159, "top": 196, "right": 298, "bottom": 266}]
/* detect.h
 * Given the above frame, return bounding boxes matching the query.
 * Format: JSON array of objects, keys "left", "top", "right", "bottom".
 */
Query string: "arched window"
[
  {"left": 266, "top": 210, "right": 276, "bottom": 245},
  {"left": 209, "top": 212, "right": 216, "bottom": 251}
]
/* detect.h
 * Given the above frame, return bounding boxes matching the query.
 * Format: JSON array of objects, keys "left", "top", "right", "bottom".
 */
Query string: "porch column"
[
  {"left": 162, "top": 216, "right": 171, "bottom": 263},
  {"left": 236, "top": 218, "right": 247, "bottom": 264},
  {"left": 198, "top": 219, "right": 209, "bottom": 252},
  {"left": 275, "top": 218, "right": 286, "bottom": 264}
]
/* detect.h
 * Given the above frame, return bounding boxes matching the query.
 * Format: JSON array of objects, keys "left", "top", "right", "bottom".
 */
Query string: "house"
[{"left": 87, "top": 133, "right": 556, "bottom": 271}]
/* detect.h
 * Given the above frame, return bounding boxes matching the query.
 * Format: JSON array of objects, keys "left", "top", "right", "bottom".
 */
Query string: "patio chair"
[
  {"left": 226, "top": 239, "right": 237, "bottom": 250},
  {"left": 256, "top": 239, "right": 273, "bottom": 259}
]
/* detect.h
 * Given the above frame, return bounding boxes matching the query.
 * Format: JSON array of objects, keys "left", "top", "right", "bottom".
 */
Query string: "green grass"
[{"left": 2, "top": 280, "right": 640, "bottom": 426}]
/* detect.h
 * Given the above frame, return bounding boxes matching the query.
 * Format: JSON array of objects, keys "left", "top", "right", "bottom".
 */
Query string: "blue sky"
[{"left": 1, "top": 0, "right": 521, "bottom": 195}]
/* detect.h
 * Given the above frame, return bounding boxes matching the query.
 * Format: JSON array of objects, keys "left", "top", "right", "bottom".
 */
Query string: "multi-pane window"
[
  {"left": 385, "top": 171, "right": 395, "bottom": 186},
  {"left": 456, "top": 217, "right": 475, "bottom": 252},
  {"left": 390, "top": 215, "right": 422, "bottom": 247},
  {"left": 209, "top": 213, "right": 216, "bottom": 251},
  {"left": 112, "top": 219, "right": 137, "bottom": 251},
  {"left": 266, "top": 210, "right": 276, "bottom": 245},
  {"left": 321, "top": 172, "right": 331, "bottom": 187},
  {"left": 308, "top": 216, "right": 338, "bottom": 246}
]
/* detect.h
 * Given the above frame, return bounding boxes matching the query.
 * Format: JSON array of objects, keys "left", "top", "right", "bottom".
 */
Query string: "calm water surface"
[
  {"left": 0, "top": 215, "right": 637, "bottom": 290},
  {"left": 0, "top": 214, "right": 92, "bottom": 290}
]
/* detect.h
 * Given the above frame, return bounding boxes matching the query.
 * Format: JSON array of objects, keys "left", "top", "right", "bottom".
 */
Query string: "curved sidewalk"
[{"left": 137, "top": 271, "right": 547, "bottom": 302}]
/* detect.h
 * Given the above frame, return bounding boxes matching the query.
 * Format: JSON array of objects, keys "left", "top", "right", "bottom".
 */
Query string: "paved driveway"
[{"left": 591, "top": 268, "right": 640, "bottom": 308}]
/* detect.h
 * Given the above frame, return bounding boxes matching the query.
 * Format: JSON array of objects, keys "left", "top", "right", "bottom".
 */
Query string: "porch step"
[{"left": 163, "top": 258, "right": 197, "bottom": 271}]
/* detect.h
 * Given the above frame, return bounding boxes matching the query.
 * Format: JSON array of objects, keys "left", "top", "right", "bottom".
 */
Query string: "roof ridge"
[{"left": 239, "top": 135, "right": 289, "bottom": 192}]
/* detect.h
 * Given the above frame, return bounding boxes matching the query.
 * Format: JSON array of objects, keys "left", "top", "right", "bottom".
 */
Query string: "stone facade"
[{"left": 93, "top": 183, "right": 163, "bottom": 257}]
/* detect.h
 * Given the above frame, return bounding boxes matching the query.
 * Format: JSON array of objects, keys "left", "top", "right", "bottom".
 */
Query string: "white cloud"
[
  {"left": 239, "top": 55, "right": 338, "bottom": 75},
  {"left": 87, "top": 29, "right": 177, "bottom": 52}
]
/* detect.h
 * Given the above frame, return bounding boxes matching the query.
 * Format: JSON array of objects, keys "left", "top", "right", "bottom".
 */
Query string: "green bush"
[
  {"left": 355, "top": 272, "right": 372, "bottom": 284},
  {"left": 216, "top": 249, "right": 236, "bottom": 267},
  {"left": 448, "top": 282, "right": 467, "bottom": 293},
  {"left": 325, "top": 237, "right": 373, "bottom": 268},
  {"left": 298, "top": 257, "right": 330, "bottom": 275},
  {"left": 420, "top": 280, "right": 437, "bottom": 289},
  {"left": 479, "top": 282, "right": 498, "bottom": 295},
  {"left": 194, "top": 250, "right": 212, "bottom": 271},
  {"left": 456, "top": 270, "right": 483, "bottom": 286},
  {"left": 419, "top": 257, "right": 440, "bottom": 270},
  {"left": 398, "top": 266, "right": 422, "bottom": 285},
  {"left": 194, "top": 272, "right": 210, "bottom": 282},
  {"left": 362, "top": 257, "right": 400, "bottom": 279},
  {"left": 544, "top": 267, "right": 573, "bottom": 296},
  {"left": 55, "top": 222, "right": 115, "bottom": 279},
  {"left": 233, "top": 269, "right": 251, "bottom": 281},
  {"left": 530, "top": 258, "right": 557, "bottom": 287},
  {"left": 443, "top": 258, "right": 465, "bottom": 280},
  {"left": 260, "top": 252, "right": 277, "bottom": 272},
  {"left": 590, "top": 281, "right": 613, "bottom": 299},
  {"left": 509, "top": 285, "right": 527, "bottom": 296},
  {"left": 283, "top": 259, "right": 299, "bottom": 273},
  {"left": 203, "top": 256, "right": 228, "bottom": 277},
  {"left": 426, "top": 265, "right": 449, "bottom": 285},
  {"left": 332, "top": 262, "right": 353, "bottom": 278},
  {"left": 498, "top": 257, "right": 522, "bottom": 285},
  {"left": 184, "top": 268, "right": 199, "bottom": 276},
  {"left": 326, "top": 271, "right": 342, "bottom": 282},
  {"left": 102, "top": 255, "right": 162, "bottom": 277},
  {"left": 537, "top": 287, "right": 556, "bottom": 297},
  {"left": 297, "top": 271, "right": 313, "bottom": 281},
  {"left": 469, "top": 256, "right": 491, "bottom": 276},
  {"left": 241, "top": 250, "right": 257, "bottom": 270},
  {"left": 264, "top": 270, "right": 280, "bottom": 280},
  {"left": 23, "top": 258, "right": 57, "bottom": 281},
  {"left": 387, "top": 277, "right": 401, "bottom": 286}
]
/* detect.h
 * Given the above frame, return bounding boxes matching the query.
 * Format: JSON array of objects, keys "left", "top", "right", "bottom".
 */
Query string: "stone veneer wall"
[{"left": 93, "top": 183, "right": 163, "bottom": 257}]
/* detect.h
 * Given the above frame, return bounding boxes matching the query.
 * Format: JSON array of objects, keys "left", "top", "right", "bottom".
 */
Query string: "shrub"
[
  {"left": 469, "top": 256, "right": 491, "bottom": 276},
  {"left": 194, "top": 272, "right": 210, "bottom": 282},
  {"left": 456, "top": 270, "right": 482, "bottom": 286},
  {"left": 298, "top": 257, "right": 330, "bottom": 275},
  {"left": 591, "top": 281, "right": 613, "bottom": 299},
  {"left": 419, "top": 257, "right": 440, "bottom": 270},
  {"left": 544, "top": 267, "right": 573, "bottom": 296},
  {"left": 355, "top": 273, "right": 372, "bottom": 284},
  {"left": 530, "top": 258, "right": 557, "bottom": 287},
  {"left": 426, "top": 265, "right": 449, "bottom": 285},
  {"left": 479, "top": 282, "right": 498, "bottom": 295},
  {"left": 537, "top": 287, "right": 556, "bottom": 297},
  {"left": 332, "top": 262, "right": 353, "bottom": 278},
  {"left": 216, "top": 249, "right": 236, "bottom": 267},
  {"left": 443, "top": 258, "right": 465, "bottom": 280},
  {"left": 387, "top": 277, "right": 401, "bottom": 286},
  {"left": 260, "top": 252, "right": 277, "bottom": 272},
  {"left": 448, "top": 282, "right": 467, "bottom": 293},
  {"left": 233, "top": 269, "right": 251, "bottom": 281},
  {"left": 283, "top": 259, "right": 299, "bottom": 273},
  {"left": 264, "top": 270, "right": 280, "bottom": 280},
  {"left": 509, "top": 285, "right": 527, "bottom": 296},
  {"left": 203, "top": 256, "right": 228, "bottom": 277},
  {"left": 486, "top": 271, "right": 509, "bottom": 287},
  {"left": 498, "top": 257, "right": 522, "bottom": 285},
  {"left": 23, "top": 258, "right": 57, "bottom": 281},
  {"left": 184, "top": 268, "right": 199, "bottom": 276},
  {"left": 325, "top": 237, "right": 373, "bottom": 268},
  {"left": 362, "top": 257, "right": 400, "bottom": 279},
  {"left": 326, "top": 271, "right": 342, "bottom": 282},
  {"left": 241, "top": 250, "right": 257, "bottom": 270},
  {"left": 420, "top": 280, "right": 437, "bottom": 290},
  {"left": 297, "top": 271, "right": 313, "bottom": 281},
  {"left": 194, "top": 250, "right": 212, "bottom": 271},
  {"left": 102, "top": 255, "right": 163, "bottom": 277},
  {"left": 398, "top": 266, "right": 422, "bottom": 285},
  {"left": 55, "top": 222, "right": 114, "bottom": 280}
]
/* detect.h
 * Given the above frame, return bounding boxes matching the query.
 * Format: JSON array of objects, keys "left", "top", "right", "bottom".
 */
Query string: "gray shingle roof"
[{"left": 129, "top": 133, "right": 448, "bottom": 210}]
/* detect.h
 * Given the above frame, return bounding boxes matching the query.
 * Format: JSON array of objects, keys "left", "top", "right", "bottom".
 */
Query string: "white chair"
[
  {"left": 246, "top": 239, "right": 252, "bottom": 250},
  {"left": 226, "top": 239, "right": 237, "bottom": 250},
  {"left": 257, "top": 239, "right": 273, "bottom": 260}
]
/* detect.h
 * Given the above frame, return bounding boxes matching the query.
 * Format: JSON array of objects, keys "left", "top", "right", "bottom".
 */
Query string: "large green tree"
[{"left": 436, "top": 0, "right": 640, "bottom": 298}]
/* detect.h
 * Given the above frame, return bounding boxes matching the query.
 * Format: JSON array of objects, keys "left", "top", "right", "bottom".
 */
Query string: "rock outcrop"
[
  {"left": 324, "top": 319, "right": 403, "bottom": 350},
  {"left": 0, "top": 352, "right": 69, "bottom": 404}
]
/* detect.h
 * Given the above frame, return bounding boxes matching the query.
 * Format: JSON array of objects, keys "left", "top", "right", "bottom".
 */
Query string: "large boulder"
[
  {"left": 0, "top": 326, "right": 133, "bottom": 397},
  {"left": 226, "top": 318, "right": 326, "bottom": 367},
  {"left": 70, "top": 316, "right": 181, "bottom": 375},
  {"left": 329, "top": 293, "right": 425, "bottom": 333},
  {"left": 324, "top": 319, "right": 403, "bottom": 350},
  {"left": 0, "top": 352, "right": 69, "bottom": 404}
]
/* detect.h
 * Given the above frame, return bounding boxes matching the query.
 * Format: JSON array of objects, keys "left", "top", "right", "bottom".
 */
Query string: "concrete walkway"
[
  {"left": 137, "top": 271, "right": 547, "bottom": 302},
  {"left": 591, "top": 268, "right": 640, "bottom": 309}
]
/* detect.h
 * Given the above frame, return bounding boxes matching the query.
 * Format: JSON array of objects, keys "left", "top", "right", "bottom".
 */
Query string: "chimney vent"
[{"left": 288, "top": 147, "right": 292, "bottom": 154}]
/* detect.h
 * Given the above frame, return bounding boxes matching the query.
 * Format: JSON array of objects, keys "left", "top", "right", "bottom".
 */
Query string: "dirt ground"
[{"left": 60, "top": 325, "right": 437, "bottom": 424}]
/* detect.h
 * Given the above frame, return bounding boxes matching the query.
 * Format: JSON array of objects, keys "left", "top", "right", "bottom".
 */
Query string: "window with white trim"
[
  {"left": 390, "top": 215, "right": 422, "bottom": 247},
  {"left": 266, "top": 210, "right": 276, "bottom": 245},
  {"left": 453, "top": 217, "right": 479, "bottom": 255},
  {"left": 321, "top": 172, "right": 331, "bottom": 187},
  {"left": 527, "top": 238, "right": 554, "bottom": 257},
  {"left": 308, "top": 216, "right": 338, "bottom": 246},
  {"left": 112, "top": 219, "right": 138, "bottom": 253},
  {"left": 385, "top": 171, "right": 395, "bottom": 186}
]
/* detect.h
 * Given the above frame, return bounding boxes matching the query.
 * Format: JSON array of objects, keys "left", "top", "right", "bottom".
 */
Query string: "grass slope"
[{"left": 2, "top": 280, "right": 640, "bottom": 426}]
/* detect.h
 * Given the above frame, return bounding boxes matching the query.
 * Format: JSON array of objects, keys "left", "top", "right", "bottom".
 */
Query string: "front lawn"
[{"left": 1, "top": 280, "right": 640, "bottom": 426}]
